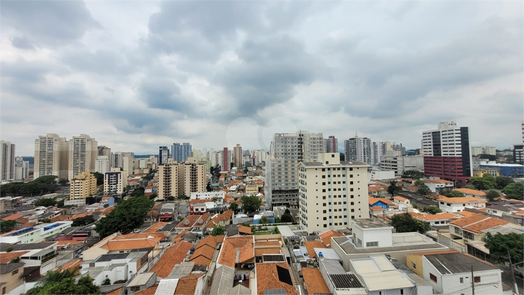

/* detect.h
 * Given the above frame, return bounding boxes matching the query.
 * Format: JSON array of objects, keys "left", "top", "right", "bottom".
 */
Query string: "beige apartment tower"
[
  {"left": 68, "top": 134, "right": 98, "bottom": 180},
  {"left": 70, "top": 171, "right": 97, "bottom": 200},
  {"left": 233, "top": 144, "right": 243, "bottom": 169},
  {"left": 34, "top": 133, "right": 69, "bottom": 179},
  {"left": 157, "top": 158, "right": 205, "bottom": 201},
  {"left": 298, "top": 153, "right": 370, "bottom": 233}
]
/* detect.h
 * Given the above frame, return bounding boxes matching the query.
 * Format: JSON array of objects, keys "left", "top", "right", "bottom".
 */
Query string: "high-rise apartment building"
[
  {"left": 233, "top": 144, "right": 243, "bottom": 169},
  {"left": 159, "top": 146, "right": 170, "bottom": 165},
  {"left": 380, "top": 151, "right": 424, "bottom": 176},
  {"left": 157, "top": 158, "right": 206, "bottom": 201},
  {"left": 104, "top": 168, "right": 127, "bottom": 195},
  {"left": 172, "top": 142, "right": 192, "bottom": 162},
  {"left": 344, "top": 134, "right": 372, "bottom": 165},
  {"left": 34, "top": 133, "right": 69, "bottom": 179},
  {"left": 298, "top": 153, "right": 370, "bottom": 233},
  {"left": 68, "top": 134, "right": 98, "bottom": 180},
  {"left": 14, "top": 157, "right": 29, "bottom": 181},
  {"left": 69, "top": 171, "right": 97, "bottom": 200},
  {"left": 97, "top": 146, "right": 111, "bottom": 158},
  {"left": 222, "top": 147, "right": 229, "bottom": 171},
  {"left": 325, "top": 136, "right": 338, "bottom": 153},
  {"left": 95, "top": 156, "right": 110, "bottom": 174},
  {"left": 372, "top": 142, "right": 387, "bottom": 165},
  {"left": 266, "top": 130, "right": 324, "bottom": 208},
  {"left": 471, "top": 146, "right": 496, "bottom": 156},
  {"left": 422, "top": 121, "right": 472, "bottom": 184},
  {"left": 0, "top": 141, "right": 15, "bottom": 181}
]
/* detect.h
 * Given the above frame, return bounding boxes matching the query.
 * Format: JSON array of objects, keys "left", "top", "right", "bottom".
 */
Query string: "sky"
[{"left": 1, "top": 0, "right": 523, "bottom": 156}]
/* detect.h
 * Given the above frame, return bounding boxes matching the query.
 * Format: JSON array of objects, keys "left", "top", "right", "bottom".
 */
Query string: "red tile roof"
[
  {"left": 218, "top": 236, "right": 254, "bottom": 268},
  {"left": 2, "top": 213, "right": 23, "bottom": 221},
  {"left": 134, "top": 285, "right": 158, "bottom": 295},
  {"left": 302, "top": 268, "right": 330, "bottom": 294},
  {"left": 150, "top": 241, "right": 194, "bottom": 278},
  {"left": 318, "top": 230, "right": 344, "bottom": 247},
  {"left": 174, "top": 273, "right": 204, "bottom": 295},
  {"left": 304, "top": 241, "right": 326, "bottom": 259},
  {"left": 0, "top": 251, "right": 28, "bottom": 263},
  {"left": 101, "top": 237, "right": 160, "bottom": 251},
  {"left": 256, "top": 262, "right": 296, "bottom": 295}
]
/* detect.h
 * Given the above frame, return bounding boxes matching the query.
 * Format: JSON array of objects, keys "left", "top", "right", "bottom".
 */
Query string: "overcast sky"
[{"left": 1, "top": 0, "right": 523, "bottom": 156}]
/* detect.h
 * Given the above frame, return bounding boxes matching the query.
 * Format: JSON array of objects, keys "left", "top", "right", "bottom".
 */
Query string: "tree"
[
  {"left": 417, "top": 184, "right": 432, "bottom": 196},
  {"left": 131, "top": 187, "right": 145, "bottom": 198},
  {"left": 484, "top": 232, "right": 523, "bottom": 265},
  {"left": 166, "top": 196, "right": 175, "bottom": 201},
  {"left": 1, "top": 220, "right": 16, "bottom": 233},
  {"left": 240, "top": 195, "right": 261, "bottom": 213},
  {"left": 95, "top": 196, "right": 154, "bottom": 238},
  {"left": 92, "top": 172, "right": 104, "bottom": 186},
  {"left": 260, "top": 216, "right": 269, "bottom": 224},
  {"left": 486, "top": 190, "right": 500, "bottom": 202},
  {"left": 206, "top": 181, "right": 212, "bottom": 192},
  {"left": 281, "top": 209, "right": 294, "bottom": 223},
  {"left": 5, "top": 246, "right": 13, "bottom": 253},
  {"left": 211, "top": 225, "right": 225, "bottom": 236},
  {"left": 72, "top": 215, "right": 96, "bottom": 226},
  {"left": 403, "top": 170, "right": 424, "bottom": 179},
  {"left": 391, "top": 213, "right": 430, "bottom": 234},
  {"left": 469, "top": 174, "right": 496, "bottom": 190},
  {"left": 478, "top": 154, "right": 497, "bottom": 161},
  {"left": 496, "top": 176, "right": 514, "bottom": 190},
  {"left": 58, "top": 178, "right": 68, "bottom": 186},
  {"left": 229, "top": 202, "right": 239, "bottom": 211},
  {"left": 441, "top": 190, "right": 465, "bottom": 198},
  {"left": 35, "top": 198, "right": 57, "bottom": 207},
  {"left": 26, "top": 268, "right": 100, "bottom": 295},
  {"left": 178, "top": 194, "right": 189, "bottom": 200},
  {"left": 502, "top": 182, "right": 524, "bottom": 200},
  {"left": 388, "top": 181, "right": 402, "bottom": 195},
  {"left": 422, "top": 207, "right": 442, "bottom": 214}
]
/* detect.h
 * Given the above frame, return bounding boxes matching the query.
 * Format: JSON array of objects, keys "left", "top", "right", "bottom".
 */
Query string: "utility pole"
[{"left": 471, "top": 266, "right": 475, "bottom": 295}]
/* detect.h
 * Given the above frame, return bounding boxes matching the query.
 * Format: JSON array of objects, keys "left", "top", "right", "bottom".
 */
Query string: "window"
[
  {"left": 430, "top": 273, "right": 437, "bottom": 283},
  {"left": 411, "top": 262, "right": 416, "bottom": 269},
  {"left": 460, "top": 277, "right": 464, "bottom": 283},
  {"left": 366, "top": 241, "right": 378, "bottom": 247},
  {"left": 12, "top": 269, "right": 19, "bottom": 275},
  {"left": 400, "top": 290, "right": 404, "bottom": 295},
  {"left": 474, "top": 276, "right": 481, "bottom": 283}
]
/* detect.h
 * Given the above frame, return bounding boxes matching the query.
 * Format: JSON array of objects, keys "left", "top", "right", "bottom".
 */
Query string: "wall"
[
  {"left": 406, "top": 254, "right": 424, "bottom": 277},
  {"left": 0, "top": 265, "right": 24, "bottom": 294}
]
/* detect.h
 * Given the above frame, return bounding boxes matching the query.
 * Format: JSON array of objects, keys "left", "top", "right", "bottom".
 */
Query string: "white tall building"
[
  {"left": 104, "top": 168, "right": 127, "bottom": 195},
  {"left": 34, "top": 133, "right": 69, "bottom": 179},
  {"left": 471, "top": 146, "right": 496, "bottom": 156},
  {"left": 95, "top": 156, "right": 110, "bottom": 174},
  {"left": 380, "top": 151, "right": 424, "bottom": 176},
  {"left": 298, "top": 153, "right": 370, "bottom": 233},
  {"left": 0, "top": 141, "right": 15, "bottom": 182},
  {"left": 14, "top": 156, "right": 29, "bottom": 181},
  {"left": 344, "top": 134, "right": 372, "bottom": 165},
  {"left": 372, "top": 141, "right": 387, "bottom": 165},
  {"left": 267, "top": 130, "right": 324, "bottom": 208},
  {"left": 68, "top": 134, "right": 98, "bottom": 180}
]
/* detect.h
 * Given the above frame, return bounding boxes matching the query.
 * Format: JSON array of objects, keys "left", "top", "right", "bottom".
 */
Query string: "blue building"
[
  {"left": 171, "top": 142, "right": 192, "bottom": 162},
  {"left": 480, "top": 163, "right": 524, "bottom": 178}
]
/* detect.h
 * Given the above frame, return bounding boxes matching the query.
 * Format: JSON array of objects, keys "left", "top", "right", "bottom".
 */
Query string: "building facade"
[
  {"left": 471, "top": 146, "right": 496, "bottom": 156},
  {"left": 298, "top": 153, "right": 370, "bottom": 233},
  {"left": 34, "top": 133, "right": 69, "bottom": 179},
  {"left": 14, "top": 156, "right": 29, "bottom": 181},
  {"left": 380, "top": 151, "right": 424, "bottom": 176},
  {"left": 324, "top": 136, "right": 338, "bottom": 153},
  {"left": 344, "top": 134, "right": 372, "bottom": 165},
  {"left": 95, "top": 156, "right": 110, "bottom": 174},
  {"left": 422, "top": 121, "right": 472, "bottom": 184},
  {"left": 172, "top": 142, "right": 192, "bottom": 163},
  {"left": 70, "top": 171, "right": 97, "bottom": 200},
  {"left": 104, "top": 168, "right": 128, "bottom": 195},
  {"left": 157, "top": 158, "right": 205, "bottom": 200},
  {"left": 0, "top": 141, "right": 15, "bottom": 181},
  {"left": 233, "top": 144, "right": 243, "bottom": 169},
  {"left": 159, "top": 146, "right": 170, "bottom": 165},
  {"left": 68, "top": 134, "right": 98, "bottom": 180}
]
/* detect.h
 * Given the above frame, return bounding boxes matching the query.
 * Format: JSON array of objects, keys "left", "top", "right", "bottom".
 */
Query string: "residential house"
[
  {"left": 80, "top": 251, "right": 149, "bottom": 285},
  {"left": 368, "top": 197, "right": 396, "bottom": 210},
  {"left": 175, "top": 213, "right": 210, "bottom": 234},
  {"left": 217, "top": 236, "right": 254, "bottom": 269},
  {"left": 150, "top": 241, "right": 193, "bottom": 279},
  {"left": 126, "top": 272, "right": 156, "bottom": 295},
  {"left": 0, "top": 262, "right": 24, "bottom": 294},
  {"left": 410, "top": 212, "right": 459, "bottom": 227},
  {"left": 453, "top": 188, "right": 487, "bottom": 200},
  {"left": 421, "top": 179, "right": 454, "bottom": 193},
  {"left": 256, "top": 262, "right": 296, "bottom": 295},
  {"left": 82, "top": 233, "right": 162, "bottom": 261},
  {"left": 438, "top": 196, "right": 486, "bottom": 213}
]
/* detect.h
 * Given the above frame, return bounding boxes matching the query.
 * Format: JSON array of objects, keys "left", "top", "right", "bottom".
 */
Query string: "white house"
[
  {"left": 81, "top": 251, "right": 149, "bottom": 286},
  {"left": 0, "top": 222, "right": 72, "bottom": 244},
  {"left": 438, "top": 196, "right": 486, "bottom": 213},
  {"left": 422, "top": 179, "right": 454, "bottom": 193},
  {"left": 352, "top": 218, "right": 393, "bottom": 248}
]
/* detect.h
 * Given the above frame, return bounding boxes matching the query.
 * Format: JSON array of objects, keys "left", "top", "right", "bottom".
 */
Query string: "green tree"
[
  {"left": 95, "top": 196, "right": 154, "bottom": 238},
  {"left": 26, "top": 268, "right": 100, "bottom": 295},
  {"left": 1, "top": 220, "right": 16, "bottom": 233},
  {"left": 478, "top": 154, "right": 497, "bottom": 161},
  {"left": 131, "top": 187, "right": 145, "bottom": 198},
  {"left": 417, "top": 184, "right": 432, "bottom": 196},
  {"left": 403, "top": 170, "right": 424, "bottom": 179},
  {"left": 496, "top": 176, "right": 514, "bottom": 190},
  {"left": 206, "top": 181, "right": 212, "bottom": 192},
  {"left": 281, "top": 209, "right": 294, "bottom": 223},
  {"left": 502, "top": 182, "right": 524, "bottom": 200},
  {"left": 441, "top": 190, "right": 465, "bottom": 198},
  {"left": 486, "top": 190, "right": 500, "bottom": 202},
  {"left": 59, "top": 178, "right": 68, "bottom": 186},
  {"left": 260, "top": 216, "right": 269, "bottom": 224},
  {"left": 178, "top": 194, "right": 189, "bottom": 200},
  {"left": 240, "top": 195, "right": 261, "bottom": 213},
  {"left": 422, "top": 207, "right": 442, "bottom": 214},
  {"left": 229, "top": 202, "right": 239, "bottom": 211},
  {"left": 166, "top": 196, "right": 175, "bottom": 201},
  {"left": 387, "top": 181, "right": 402, "bottom": 195},
  {"left": 211, "top": 225, "right": 225, "bottom": 236},
  {"left": 92, "top": 172, "right": 104, "bottom": 186},
  {"left": 72, "top": 215, "right": 96, "bottom": 226},
  {"left": 391, "top": 213, "right": 430, "bottom": 234},
  {"left": 484, "top": 232, "right": 523, "bottom": 264},
  {"left": 414, "top": 180, "right": 424, "bottom": 187},
  {"left": 5, "top": 246, "right": 13, "bottom": 253},
  {"left": 469, "top": 174, "right": 496, "bottom": 190},
  {"left": 35, "top": 198, "right": 57, "bottom": 207},
  {"left": 41, "top": 218, "right": 51, "bottom": 223}
]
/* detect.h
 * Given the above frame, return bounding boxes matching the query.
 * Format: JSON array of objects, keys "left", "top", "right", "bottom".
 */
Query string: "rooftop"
[
  {"left": 302, "top": 268, "right": 330, "bottom": 294},
  {"left": 453, "top": 188, "right": 487, "bottom": 196},
  {"left": 353, "top": 218, "right": 391, "bottom": 229},
  {"left": 174, "top": 273, "right": 204, "bottom": 295},
  {"left": 438, "top": 195, "right": 486, "bottom": 204},
  {"left": 318, "top": 230, "right": 344, "bottom": 247},
  {"left": 333, "top": 233, "right": 446, "bottom": 255},
  {"left": 256, "top": 262, "right": 296, "bottom": 295},
  {"left": 350, "top": 255, "right": 415, "bottom": 292},
  {"left": 218, "top": 236, "right": 254, "bottom": 268},
  {"left": 424, "top": 252, "right": 497, "bottom": 274},
  {"left": 304, "top": 241, "right": 326, "bottom": 259},
  {"left": 150, "top": 241, "right": 193, "bottom": 278}
]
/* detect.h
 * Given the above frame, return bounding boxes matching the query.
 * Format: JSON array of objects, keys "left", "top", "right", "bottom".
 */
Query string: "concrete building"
[
  {"left": 70, "top": 171, "right": 97, "bottom": 200},
  {"left": 406, "top": 251, "right": 503, "bottom": 295},
  {"left": 172, "top": 142, "right": 192, "bottom": 163},
  {"left": 158, "top": 161, "right": 180, "bottom": 201},
  {"left": 380, "top": 151, "right": 424, "bottom": 176},
  {"left": 14, "top": 156, "right": 29, "bottom": 181},
  {"left": 438, "top": 196, "right": 486, "bottom": 213},
  {"left": 104, "top": 168, "right": 127, "bottom": 195},
  {"left": 233, "top": 144, "right": 243, "bottom": 169},
  {"left": 0, "top": 141, "right": 15, "bottom": 182},
  {"left": 324, "top": 135, "right": 338, "bottom": 153},
  {"left": 68, "top": 134, "right": 98, "bottom": 180},
  {"left": 471, "top": 146, "right": 496, "bottom": 156},
  {"left": 513, "top": 144, "right": 523, "bottom": 164},
  {"left": 158, "top": 146, "right": 170, "bottom": 165},
  {"left": 0, "top": 221, "right": 72, "bottom": 244},
  {"left": 344, "top": 133, "right": 372, "bottom": 165},
  {"left": 157, "top": 158, "right": 205, "bottom": 200},
  {"left": 34, "top": 133, "right": 69, "bottom": 179},
  {"left": 95, "top": 156, "right": 110, "bottom": 174},
  {"left": 267, "top": 130, "right": 324, "bottom": 208},
  {"left": 298, "top": 153, "right": 370, "bottom": 233},
  {"left": 372, "top": 141, "right": 387, "bottom": 165},
  {"left": 97, "top": 145, "right": 111, "bottom": 158},
  {"left": 479, "top": 161, "right": 524, "bottom": 178},
  {"left": 422, "top": 121, "right": 472, "bottom": 184}
]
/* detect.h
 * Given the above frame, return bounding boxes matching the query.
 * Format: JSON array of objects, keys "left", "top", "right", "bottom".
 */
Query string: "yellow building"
[
  {"left": 70, "top": 171, "right": 97, "bottom": 200},
  {"left": 157, "top": 158, "right": 205, "bottom": 201},
  {"left": 472, "top": 168, "right": 499, "bottom": 177}
]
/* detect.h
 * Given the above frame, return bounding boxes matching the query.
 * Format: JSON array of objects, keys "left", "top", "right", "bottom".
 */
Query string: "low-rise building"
[
  {"left": 80, "top": 251, "right": 149, "bottom": 285},
  {"left": 0, "top": 222, "right": 72, "bottom": 244},
  {"left": 438, "top": 196, "right": 486, "bottom": 213},
  {"left": 453, "top": 188, "right": 487, "bottom": 200},
  {"left": 410, "top": 212, "right": 459, "bottom": 227},
  {"left": 422, "top": 179, "right": 454, "bottom": 193}
]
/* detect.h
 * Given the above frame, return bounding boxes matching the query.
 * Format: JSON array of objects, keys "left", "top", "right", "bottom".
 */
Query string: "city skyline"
[{"left": 1, "top": 1, "right": 522, "bottom": 156}]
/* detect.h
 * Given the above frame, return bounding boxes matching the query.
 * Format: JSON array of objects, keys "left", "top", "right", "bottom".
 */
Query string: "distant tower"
[
  {"left": 0, "top": 141, "right": 15, "bottom": 181},
  {"left": 233, "top": 144, "right": 243, "bottom": 169}
]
